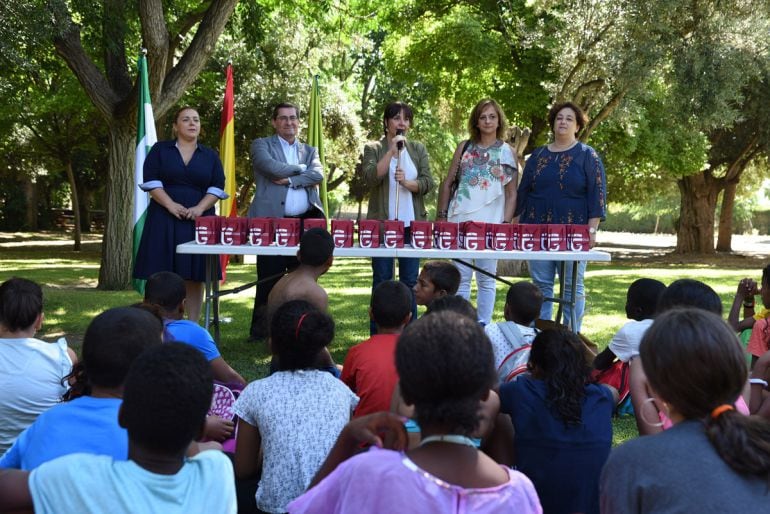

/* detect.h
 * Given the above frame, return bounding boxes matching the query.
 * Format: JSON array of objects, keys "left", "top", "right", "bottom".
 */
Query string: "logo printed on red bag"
[
  {"left": 433, "top": 222, "right": 458, "bottom": 250},
  {"left": 410, "top": 221, "right": 432, "bottom": 249},
  {"left": 331, "top": 219, "right": 353, "bottom": 248},
  {"left": 358, "top": 220, "right": 380, "bottom": 248},
  {"left": 248, "top": 218, "right": 272, "bottom": 246},
  {"left": 195, "top": 216, "right": 221, "bottom": 245},
  {"left": 461, "top": 221, "right": 486, "bottom": 250}
]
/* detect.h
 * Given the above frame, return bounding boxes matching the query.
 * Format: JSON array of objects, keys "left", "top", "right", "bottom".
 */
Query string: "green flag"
[
  {"left": 307, "top": 75, "right": 328, "bottom": 221},
  {"left": 132, "top": 52, "right": 157, "bottom": 294}
]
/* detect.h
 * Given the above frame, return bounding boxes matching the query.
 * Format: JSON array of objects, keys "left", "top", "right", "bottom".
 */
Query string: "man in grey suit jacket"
[{"left": 248, "top": 102, "right": 325, "bottom": 340}]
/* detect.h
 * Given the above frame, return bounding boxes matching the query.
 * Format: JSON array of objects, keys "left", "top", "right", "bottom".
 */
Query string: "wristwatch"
[{"left": 588, "top": 227, "right": 597, "bottom": 234}]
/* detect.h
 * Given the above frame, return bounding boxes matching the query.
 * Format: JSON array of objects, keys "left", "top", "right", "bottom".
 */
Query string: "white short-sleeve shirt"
[{"left": 234, "top": 369, "right": 359, "bottom": 513}]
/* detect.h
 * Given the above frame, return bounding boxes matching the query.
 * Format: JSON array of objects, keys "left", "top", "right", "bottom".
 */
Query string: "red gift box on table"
[
  {"left": 460, "top": 221, "right": 487, "bottom": 250},
  {"left": 220, "top": 217, "right": 248, "bottom": 246},
  {"left": 274, "top": 218, "right": 300, "bottom": 247},
  {"left": 433, "top": 221, "right": 459, "bottom": 250},
  {"left": 543, "top": 224, "right": 568, "bottom": 251},
  {"left": 303, "top": 218, "right": 327, "bottom": 233},
  {"left": 195, "top": 216, "right": 221, "bottom": 245},
  {"left": 410, "top": 221, "right": 433, "bottom": 249},
  {"left": 519, "top": 224, "right": 543, "bottom": 252},
  {"left": 486, "top": 223, "right": 513, "bottom": 251},
  {"left": 331, "top": 219, "right": 354, "bottom": 248},
  {"left": 247, "top": 218, "right": 273, "bottom": 246},
  {"left": 383, "top": 220, "right": 405, "bottom": 249},
  {"left": 358, "top": 220, "right": 380, "bottom": 248},
  {"left": 567, "top": 225, "right": 591, "bottom": 252}
]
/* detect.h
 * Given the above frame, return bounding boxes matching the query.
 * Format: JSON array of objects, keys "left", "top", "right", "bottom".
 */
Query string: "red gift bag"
[
  {"left": 433, "top": 221, "right": 459, "bottom": 250},
  {"left": 383, "top": 220, "right": 405, "bottom": 249},
  {"left": 302, "top": 218, "right": 327, "bottom": 233},
  {"left": 568, "top": 225, "right": 591, "bottom": 252},
  {"left": 331, "top": 219, "right": 354, "bottom": 248},
  {"left": 358, "top": 220, "right": 380, "bottom": 248},
  {"left": 486, "top": 223, "right": 513, "bottom": 251},
  {"left": 247, "top": 218, "right": 273, "bottom": 246},
  {"left": 519, "top": 224, "right": 543, "bottom": 252},
  {"left": 410, "top": 221, "right": 433, "bottom": 249},
  {"left": 460, "top": 221, "right": 486, "bottom": 250},
  {"left": 195, "top": 216, "right": 221, "bottom": 245},
  {"left": 543, "top": 224, "right": 568, "bottom": 251},
  {"left": 274, "top": 218, "right": 300, "bottom": 247},
  {"left": 220, "top": 217, "right": 248, "bottom": 246}
]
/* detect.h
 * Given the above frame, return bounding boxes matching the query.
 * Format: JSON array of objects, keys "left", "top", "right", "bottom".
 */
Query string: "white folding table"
[{"left": 176, "top": 242, "right": 611, "bottom": 341}]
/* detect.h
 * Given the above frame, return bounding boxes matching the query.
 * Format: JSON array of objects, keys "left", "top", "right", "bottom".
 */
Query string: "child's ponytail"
[{"left": 706, "top": 407, "right": 770, "bottom": 480}]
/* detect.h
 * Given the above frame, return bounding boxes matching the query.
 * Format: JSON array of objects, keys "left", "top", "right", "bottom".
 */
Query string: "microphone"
[{"left": 396, "top": 129, "right": 404, "bottom": 151}]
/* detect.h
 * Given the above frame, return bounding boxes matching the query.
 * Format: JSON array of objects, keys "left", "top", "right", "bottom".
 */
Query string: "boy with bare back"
[{"left": 267, "top": 228, "right": 334, "bottom": 320}]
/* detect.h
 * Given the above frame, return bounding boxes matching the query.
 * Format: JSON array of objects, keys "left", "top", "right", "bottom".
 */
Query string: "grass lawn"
[{"left": 0, "top": 231, "right": 762, "bottom": 445}]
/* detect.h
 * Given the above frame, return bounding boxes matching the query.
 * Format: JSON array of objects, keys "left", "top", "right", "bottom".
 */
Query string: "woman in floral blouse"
[
  {"left": 437, "top": 99, "right": 518, "bottom": 325},
  {"left": 513, "top": 102, "right": 606, "bottom": 332}
]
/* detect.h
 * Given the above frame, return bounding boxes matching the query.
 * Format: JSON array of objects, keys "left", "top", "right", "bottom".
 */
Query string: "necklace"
[{"left": 419, "top": 434, "right": 477, "bottom": 448}]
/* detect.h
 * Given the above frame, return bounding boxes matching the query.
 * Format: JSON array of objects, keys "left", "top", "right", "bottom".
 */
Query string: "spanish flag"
[{"left": 219, "top": 63, "right": 236, "bottom": 281}]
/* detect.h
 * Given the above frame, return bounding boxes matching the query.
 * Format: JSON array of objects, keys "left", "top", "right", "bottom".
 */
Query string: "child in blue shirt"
[
  {"left": 144, "top": 271, "right": 245, "bottom": 386},
  {"left": 0, "top": 343, "right": 237, "bottom": 514},
  {"left": 0, "top": 307, "right": 162, "bottom": 470}
]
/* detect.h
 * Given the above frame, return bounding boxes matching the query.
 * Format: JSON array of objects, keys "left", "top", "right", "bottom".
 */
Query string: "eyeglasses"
[{"left": 276, "top": 115, "right": 298, "bottom": 122}]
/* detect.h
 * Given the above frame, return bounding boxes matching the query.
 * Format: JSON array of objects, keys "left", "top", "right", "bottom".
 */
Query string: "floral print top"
[
  {"left": 448, "top": 140, "right": 516, "bottom": 223},
  {"left": 514, "top": 143, "right": 606, "bottom": 225}
]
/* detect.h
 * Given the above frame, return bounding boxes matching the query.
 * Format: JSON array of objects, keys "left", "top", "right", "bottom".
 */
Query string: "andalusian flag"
[
  {"left": 219, "top": 63, "right": 236, "bottom": 280},
  {"left": 131, "top": 52, "right": 157, "bottom": 294},
  {"left": 307, "top": 75, "right": 328, "bottom": 220}
]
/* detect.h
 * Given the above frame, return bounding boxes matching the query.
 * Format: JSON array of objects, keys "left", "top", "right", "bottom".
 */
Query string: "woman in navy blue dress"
[
  {"left": 499, "top": 329, "right": 614, "bottom": 514},
  {"left": 133, "top": 107, "right": 227, "bottom": 321}
]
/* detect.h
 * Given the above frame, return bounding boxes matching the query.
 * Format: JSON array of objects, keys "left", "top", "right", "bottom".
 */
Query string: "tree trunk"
[
  {"left": 716, "top": 181, "right": 737, "bottom": 252},
  {"left": 675, "top": 172, "right": 723, "bottom": 254},
  {"left": 22, "top": 176, "right": 38, "bottom": 230},
  {"left": 64, "top": 159, "right": 82, "bottom": 251},
  {"left": 98, "top": 123, "right": 134, "bottom": 289}
]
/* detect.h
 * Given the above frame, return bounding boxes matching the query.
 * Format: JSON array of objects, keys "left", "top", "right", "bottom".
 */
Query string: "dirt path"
[{"left": 597, "top": 232, "right": 770, "bottom": 267}]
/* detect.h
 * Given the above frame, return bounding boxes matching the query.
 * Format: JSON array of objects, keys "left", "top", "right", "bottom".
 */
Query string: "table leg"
[
  {"left": 204, "top": 255, "right": 212, "bottom": 330},
  {"left": 213, "top": 256, "right": 221, "bottom": 342},
  {"left": 554, "top": 261, "right": 566, "bottom": 325},
  {"left": 568, "top": 261, "right": 579, "bottom": 331}
]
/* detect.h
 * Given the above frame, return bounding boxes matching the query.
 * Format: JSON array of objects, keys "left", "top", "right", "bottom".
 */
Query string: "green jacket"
[{"left": 362, "top": 137, "right": 434, "bottom": 221}]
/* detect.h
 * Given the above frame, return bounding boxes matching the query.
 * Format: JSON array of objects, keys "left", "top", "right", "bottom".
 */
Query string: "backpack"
[
  {"left": 591, "top": 360, "right": 631, "bottom": 411},
  {"left": 206, "top": 381, "right": 244, "bottom": 453},
  {"left": 497, "top": 322, "right": 536, "bottom": 383}
]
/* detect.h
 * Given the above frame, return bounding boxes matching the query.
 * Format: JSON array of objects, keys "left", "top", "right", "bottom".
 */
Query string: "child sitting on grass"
[
  {"left": 412, "top": 260, "right": 461, "bottom": 309},
  {"left": 287, "top": 312, "right": 542, "bottom": 513},
  {"left": 594, "top": 278, "right": 666, "bottom": 368},
  {"left": 485, "top": 281, "right": 543, "bottom": 372},
  {"left": 144, "top": 271, "right": 245, "bottom": 387},
  {"left": 0, "top": 277, "right": 77, "bottom": 455},
  {"left": 341, "top": 281, "right": 412, "bottom": 417},
  {"left": 267, "top": 228, "right": 335, "bottom": 318},
  {"left": 0, "top": 343, "right": 237, "bottom": 513},
  {"left": 234, "top": 300, "right": 358, "bottom": 514},
  {"left": 0, "top": 307, "right": 162, "bottom": 470}
]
